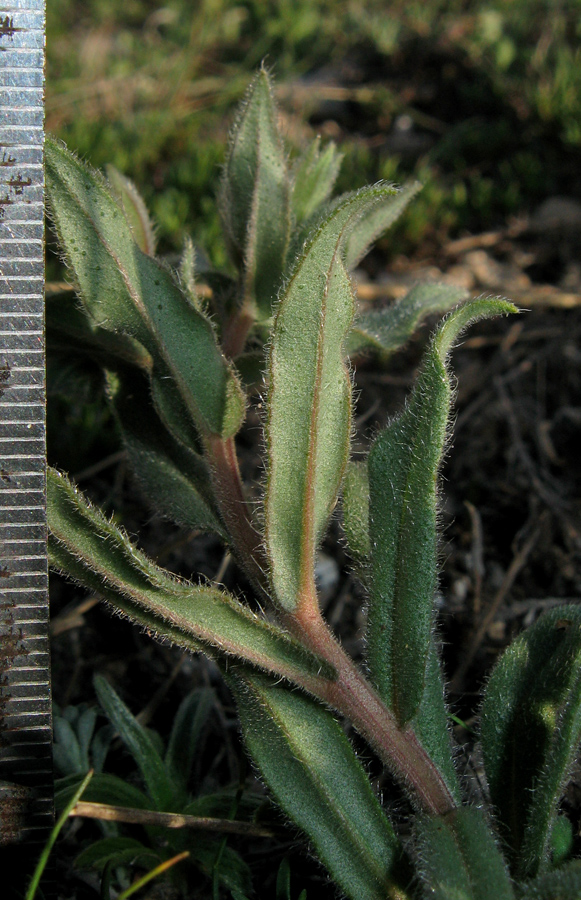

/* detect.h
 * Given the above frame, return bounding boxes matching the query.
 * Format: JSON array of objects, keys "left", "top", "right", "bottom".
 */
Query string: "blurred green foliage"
[{"left": 47, "top": 0, "right": 581, "bottom": 262}]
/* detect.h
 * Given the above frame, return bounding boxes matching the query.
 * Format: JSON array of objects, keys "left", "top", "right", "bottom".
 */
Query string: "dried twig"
[{"left": 69, "top": 801, "right": 276, "bottom": 838}]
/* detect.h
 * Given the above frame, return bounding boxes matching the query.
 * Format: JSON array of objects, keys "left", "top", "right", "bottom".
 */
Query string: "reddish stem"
[
  {"left": 205, "top": 434, "right": 268, "bottom": 592},
  {"left": 285, "top": 597, "right": 457, "bottom": 817},
  {"left": 206, "top": 441, "right": 455, "bottom": 816},
  {"left": 222, "top": 305, "right": 256, "bottom": 360}
]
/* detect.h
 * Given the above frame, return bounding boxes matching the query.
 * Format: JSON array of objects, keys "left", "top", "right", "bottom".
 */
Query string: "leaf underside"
[
  {"left": 46, "top": 137, "right": 245, "bottom": 439},
  {"left": 266, "top": 184, "right": 399, "bottom": 612},
  {"left": 347, "top": 281, "right": 470, "bottom": 357},
  {"left": 47, "top": 468, "right": 333, "bottom": 686},
  {"left": 417, "top": 806, "right": 515, "bottom": 900},
  {"left": 480, "top": 605, "right": 581, "bottom": 878},
  {"left": 220, "top": 66, "right": 290, "bottom": 320},
  {"left": 367, "top": 298, "right": 517, "bottom": 726},
  {"left": 229, "top": 669, "right": 406, "bottom": 900}
]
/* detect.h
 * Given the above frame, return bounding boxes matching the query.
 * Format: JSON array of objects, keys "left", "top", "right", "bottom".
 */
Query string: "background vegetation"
[{"left": 47, "top": 0, "right": 581, "bottom": 264}]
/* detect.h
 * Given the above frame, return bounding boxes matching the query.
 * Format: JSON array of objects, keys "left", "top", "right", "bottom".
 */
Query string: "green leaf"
[
  {"left": 549, "top": 815, "right": 574, "bottom": 868},
  {"left": 229, "top": 670, "right": 406, "bottom": 900},
  {"left": 47, "top": 468, "right": 334, "bottom": 687},
  {"left": 149, "top": 362, "right": 204, "bottom": 450},
  {"left": 409, "top": 640, "right": 462, "bottom": 804},
  {"left": 76, "top": 836, "right": 159, "bottom": 872},
  {"left": 345, "top": 181, "right": 421, "bottom": 270},
  {"left": 291, "top": 136, "right": 343, "bottom": 226},
  {"left": 220, "top": 66, "right": 290, "bottom": 320},
  {"left": 52, "top": 715, "right": 84, "bottom": 776},
  {"left": 265, "top": 184, "right": 398, "bottom": 612},
  {"left": 179, "top": 234, "right": 204, "bottom": 312},
  {"left": 46, "top": 137, "right": 245, "bottom": 439},
  {"left": 55, "top": 772, "right": 151, "bottom": 812},
  {"left": 106, "top": 164, "right": 157, "bottom": 256},
  {"left": 480, "top": 605, "right": 581, "bottom": 878},
  {"left": 341, "top": 460, "right": 371, "bottom": 567},
  {"left": 416, "top": 807, "right": 515, "bottom": 900},
  {"left": 191, "top": 836, "right": 253, "bottom": 898},
  {"left": 276, "top": 857, "right": 292, "bottom": 900},
  {"left": 94, "top": 675, "right": 178, "bottom": 812},
  {"left": 367, "top": 298, "right": 517, "bottom": 725},
  {"left": 519, "top": 861, "right": 581, "bottom": 900},
  {"left": 105, "top": 367, "right": 224, "bottom": 536},
  {"left": 165, "top": 688, "right": 215, "bottom": 790},
  {"left": 347, "top": 281, "right": 470, "bottom": 357},
  {"left": 342, "top": 458, "right": 460, "bottom": 802}
]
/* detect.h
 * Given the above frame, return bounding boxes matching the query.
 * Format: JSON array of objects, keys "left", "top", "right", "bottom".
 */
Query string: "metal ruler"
[{"left": 0, "top": 0, "right": 52, "bottom": 879}]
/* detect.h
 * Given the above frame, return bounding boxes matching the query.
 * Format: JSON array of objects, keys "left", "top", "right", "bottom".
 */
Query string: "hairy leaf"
[
  {"left": 266, "top": 184, "right": 398, "bottom": 612},
  {"left": 347, "top": 282, "right": 469, "bottom": 357},
  {"left": 345, "top": 181, "right": 421, "bottom": 270},
  {"left": 46, "top": 137, "right": 245, "bottom": 439},
  {"left": 341, "top": 460, "right": 371, "bottom": 566},
  {"left": 179, "top": 234, "right": 204, "bottom": 311},
  {"left": 368, "top": 298, "right": 517, "bottom": 725},
  {"left": 409, "top": 640, "right": 462, "bottom": 804},
  {"left": 105, "top": 367, "right": 224, "bottom": 536},
  {"left": 519, "top": 861, "right": 581, "bottom": 899},
  {"left": 480, "top": 605, "right": 581, "bottom": 878},
  {"left": 229, "top": 670, "right": 407, "bottom": 900},
  {"left": 342, "top": 457, "right": 461, "bottom": 801},
  {"left": 291, "top": 136, "right": 343, "bottom": 226},
  {"left": 220, "top": 66, "right": 290, "bottom": 319},
  {"left": 94, "top": 675, "right": 179, "bottom": 812},
  {"left": 106, "top": 164, "right": 157, "bottom": 256},
  {"left": 416, "top": 807, "right": 514, "bottom": 900},
  {"left": 47, "top": 468, "right": 334, "bottom": 686}
]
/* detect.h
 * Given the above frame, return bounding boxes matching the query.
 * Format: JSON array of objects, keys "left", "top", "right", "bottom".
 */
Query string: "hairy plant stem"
[
  {"left": 205, "top": 434, "right": 268, "bottom": 592},
  {"left": 222, "top": 303, "right": 256, "bottom": 359},
  {"left": 207, "top": 437, "right": 454, "bottom": 815},
  {"left": 285, "top": 595, "right": 457, "bottom": 818}
]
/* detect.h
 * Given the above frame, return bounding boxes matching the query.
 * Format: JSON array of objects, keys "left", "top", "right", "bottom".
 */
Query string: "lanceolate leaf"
[
  {"left": 179, "top": 234, "right": 204, "bottom": 312},
  {"left": 220, "top": 66, "right": 290, "bottom": 320},
  {"left": 93, "top": 675, "right": 178, "bottom": 812},
  {"left": 410, "top": 640, "right": 461, "bottom": 804},
  {"left": 291, "top": 136, "right": 343, "bottom": 226},
  {"left": 105, "top": 367, "right": 224, "bottom": 536},
  {"left": 480, "top": 605, "right": 581, "bottom": 878},
  {"left": 519, "top": 861, "right": 581, "bottom": 899},
  {"left": 341, "top": 460, "right": 371, "bottom": 567},
  {"left": 346, "top": 282, "right": 469, "bottom": 357},
  {"left": 266, "top": 184, "right": 398, "bottom": 613},
  {"left": 165, "top": 689, "right": 215, "bottom": 790},
  {"left": 416, "top": 807, "right": 515, "bottom": 900},
  {"left": 55, "top": 772, "right": 151, "bottom": 812},
  {"left": 344, "top": 181, "right": 421, "bottom": 271},
  {"left": 47, "top": 468, "right": 334, "bottom": 686},
  {"left": 75, "top": 837, "right": 159, "bottom": 874},
  {"left": 229, "top": 670, "right": 407, "bottom": 900},
  {"left": 106, "top": 164, "right": 157, "bottom": 256},
  {"left": 46, "top": 137, "right": 245, "bottom": 439},
  {"left": 367, "top": 298, "right": 517, "bottom": 725},
  {"left": 342, "top": 458, "right": 460, "bottom": 802}
]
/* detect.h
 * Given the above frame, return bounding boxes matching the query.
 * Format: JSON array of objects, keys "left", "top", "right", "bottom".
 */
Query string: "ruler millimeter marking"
[{"left": 0, "top": 0, "right": 52, "bottom": 864}]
